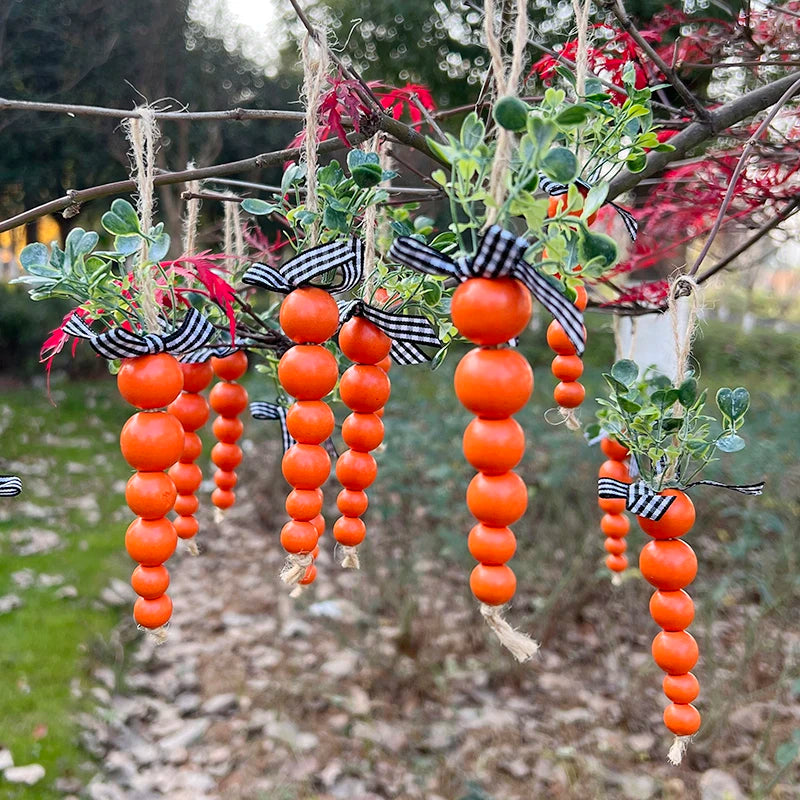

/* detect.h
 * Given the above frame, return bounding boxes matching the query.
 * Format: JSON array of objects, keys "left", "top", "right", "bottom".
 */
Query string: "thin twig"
[
  {"left": 680, "top": 60, "right": 800, "bottom": 69},
  {"left": 205, "top": 178, "right": 440, "bottom": 196},
  {"left": 608, "top": 0, "right": 712, "bottom": 122},
  {"left": 410, "top": 93, "right": 447, "bottom": 142},
  {"left": 687, "top": 74, "right": 800, "bottom": 275}
]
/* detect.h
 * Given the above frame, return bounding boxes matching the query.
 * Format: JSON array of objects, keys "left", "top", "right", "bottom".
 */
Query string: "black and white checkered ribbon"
[
  {"left": 63, "top": 308, "right": 215, "bottom": 360},
  {"left": 250, "top": 401, "right": 339, "bottom": 459},
  {"left": 250, "top": 402, "right": 294, "bottom": 453},
  {"left": 598, "top": 476, "right": 765, "bottom": 520},
  {"left": 0, "top": 476, "right": 22, "bottom": 497},
  {"left": 539, "top": 175, "right": 638, "bottom": 241},
  {"left": 242, "top": 238, "right": 363, "bottom": 295},
  {"left": 338, "top": 300, "right": 441, "bottom": 366},
  {"left": 389, "top": 225, "right": 585, "bottom": 355},
  {"left": 180, "top": 339, "right": 254, "bottom": 364}
]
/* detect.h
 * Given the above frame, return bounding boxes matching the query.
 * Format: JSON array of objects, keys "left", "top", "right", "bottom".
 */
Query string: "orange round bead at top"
[
  {"left": 211, "top": 350, "right": 248, "bottom": 381},
  {"left": 598, "top": 459, "right": 630, "bottom": 482},
  {"left": 638, "top": 489, "right": 696, "bottom": 539},
  {"left": 454, "top": 347, "right": 533, "bottom": 419},
  {"left": 117, "top": 353, "right": 184, "bottom": 410},
  {"left": 339, "top": 316, "right": 392, "bottom": 363},
  {"left": 279, "top": 288, "right": 340, "bottom": 344},
  {"left": 451, "top": 277, "right": 532, "bottom": 345}
]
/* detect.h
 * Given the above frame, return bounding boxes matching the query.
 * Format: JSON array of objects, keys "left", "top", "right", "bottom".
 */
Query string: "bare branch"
[{"left": 0, "top": 97, "right": 306, "bottom": 122}]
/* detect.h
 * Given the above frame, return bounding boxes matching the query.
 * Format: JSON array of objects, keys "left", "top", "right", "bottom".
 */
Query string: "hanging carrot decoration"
[
  {"left": 62, "top": 309, "right": 215, "bottom": 638},
  {"left": 548, "top": 284, "right": 587, "bottom": 426},
  {"left": 242, "top": 239, "right": 364, "bottom": 589},
  {"left": 638, "top": 491, "right": 700, "bottom": 764},
  {"left": 167, "top": 360, "right": 213, "bottom": 553},
  {"left": 390, "top": 226, "right": 586, "bottom": 660},
  {"left": 333, "top": 301, "right": 440, "bottom": 568},
  {"left": 597, "top": 436, "right": 631, "bottom": 580},
  {"left": 208, "top": 351, "right": 249, "bottom": 515}
]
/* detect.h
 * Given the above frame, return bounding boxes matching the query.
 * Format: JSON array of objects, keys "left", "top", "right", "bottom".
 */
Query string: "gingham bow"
[
  {"left": 63, "top": 308, "right": 215, "bottom": 360},
  {"left": 250, "top": 401, "right": 338, "bottom": 459},
  {"left": 338, "top": 300, "right": 441, "bottom": 366},
  {"left": 250, "top": 402, "right": 293, "bottom": 453},
  {"left": 0, "top": 476, "right": 22, "bottom": 497},
  {"left": 242, "top": 238, "right": 363, "bottom": 294},
  {"left": 598, "top": 476, "right": 765, "bottom": 520},
  {"left": 538, "top": 174, "right": 638, "bottom": 242},
  {"left": 389, "top": 225, "right": 585, "bottom": 355},
  {"left": 180, "top": 340, "right": 252, "bottom": 364}
]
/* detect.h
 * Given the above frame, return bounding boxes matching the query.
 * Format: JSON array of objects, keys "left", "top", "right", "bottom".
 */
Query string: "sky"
[{"left": 190, "top": 0, "right": 288, "bottom": 74}]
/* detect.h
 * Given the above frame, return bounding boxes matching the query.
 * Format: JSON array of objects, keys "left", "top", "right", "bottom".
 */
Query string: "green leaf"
[
  {"left": 578, "top": 229, "right": 618, "bottom": 269},
  {"left": 544, "top": 88, "right": 566, "bottom": 108},
  {"left": 554, "top": 65, "right": 577, "bottom": 86},
  {"left": 716, "top": 387, "right": 750, "bottom": 422},
  {"left": 148, "top": 232, "right": 170, "bottom": 262},
  {"left": 460, "top": 112, "right": 485, "bottom": 150},
  {"left": 317, "top": 160, "right": 343, "bottom": 187},
  {"left": 426, "top": 137, "right": 456, "bottom": 166},
  {"left": 347, "top": 149, "right": 380, "bottom": 169},
  {"left": 555, "top": 104, "right": 590, "bottom": 127},
  {"left": 20, "top": 243, "right": 49, "bottom": 272},
  {"left": 541, "top": 147, "right": 579, "bottom": 183},
  {"left": 611, "top": 359, "right": 638, "bottom": 386},
  {"left": 323, "top": 206, "right": 349, "bottom": 234},
  {"left": 115, "top": 235, "right": 140, "bottom": 256},
  {"left": 241, "top": 198, "right": 278, "bottom": 216},
  {"left": 677, "top": 378, "right": 698, "bottom": 407},
  {"left": 661, "top": 417, "right": 684, "bottom": 433},
  {"left": 618, "top": 397, "right": 642, "bottom": 414},
  {"left": 351, "top": 162, "right": 384, "bottom": 188},
  {"left": 109, "top": 199, "right": 141, "bottom": 233},
  {"left": 526, "top": 115, "right": 558, "bottom": 157},
  {"left": 626, "top": 150, "right": 647, "bottom": 173},
  {"left": 493, "top": 96, "right": 530, "bottom": 132},
  {"left": 717, "top": 434, "right": 746, "bottom": 453},
  {"left": 430, "top": 345, "right": 449, "bottom": 371},
  {"left": 102, "top": 211, "right": 137, "bottom": 237},
  {"left": 281, "top": 163, "right": 304, "bottom": 195},
  {"left": 651, "top": 388, "right": 680, "bottom": 409},
  {"left": 583, "top": 183, "right": 608, "bottom": 218},
  {"left": 585, "top": 422, "right": 601, "bottom": 439}
]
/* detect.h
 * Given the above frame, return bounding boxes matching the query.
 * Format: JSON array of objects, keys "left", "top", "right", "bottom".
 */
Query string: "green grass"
[{"left": 0, "top": 380, "right": 130, "bottom": 799}]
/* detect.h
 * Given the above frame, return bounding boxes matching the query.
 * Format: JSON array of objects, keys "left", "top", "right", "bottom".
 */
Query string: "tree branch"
[
  {"left": 607, "top": 70, "right": 800, "bottom": 200},
  {"left": 0, "top": 97, "right": 306, "bottom": 122}
]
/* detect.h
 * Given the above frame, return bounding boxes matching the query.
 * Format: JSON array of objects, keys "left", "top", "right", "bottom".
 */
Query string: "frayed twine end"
[
  {"left": 213, "top": 507, "right": 226, "bottom": 525},
  {"left": 340, "top": 546, "right": 361, "bottom": 569},
  {"left": 280, "top": 553, "right": 313, "bottom": 587},
  {"left": 479, "top": 604, "right": 539, "bottom": 663},
  {"left": 667, "top": 735, "right": 691, "bottom": 765},
  {"left": 559, "top": 406, "right": 582, "bottom": 431},
  {"left": 289, "top": 584, "right": 305, "bottom": 599},
  {"left": 611, "top": 572, "right": 623, "bottom": 587},
  {"left": 141, "top": 624, "right": 168, "bottom": 645},
  {"left": 185, "top": 539, "right": 200, "bottom": 557}
]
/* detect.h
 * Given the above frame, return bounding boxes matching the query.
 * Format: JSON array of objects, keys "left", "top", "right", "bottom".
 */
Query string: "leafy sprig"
[{"left": 589, "top": 359, "right": 752, "bottom": 490}]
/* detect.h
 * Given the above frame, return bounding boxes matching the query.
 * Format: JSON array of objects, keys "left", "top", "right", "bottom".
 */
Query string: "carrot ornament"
[
  {"left": 333, "top": 300, "right": 440, "bottom": 568},
  {"left": 208, "top": 350, "right": 249, "bottom": 516},
  {"left": 547, "top": 284, "right": 587, "bottom": 426},
  {"left": 597, "top": 353, "right": 764, "bottom": 762},
  {"left": 167, "top": 360, "right": 213, "bottom": 553},
  {"left": 390, "top": 225, "right": 586, "bottom": 660},
  {"left": 242, "top": 239, "right": 364, "bottom": 588},
  {"left": 597, "top": 436, "right": 631, "bottom": 580}
]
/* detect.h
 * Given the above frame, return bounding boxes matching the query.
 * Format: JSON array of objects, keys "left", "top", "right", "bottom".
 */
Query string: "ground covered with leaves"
[{"left": 1, "top": 318, "right": 798, "bottom": 799}]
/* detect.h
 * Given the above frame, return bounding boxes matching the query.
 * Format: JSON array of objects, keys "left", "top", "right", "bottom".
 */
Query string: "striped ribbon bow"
[
  {"left": 180, "top": 340, "right": 252, "bottom": 364},
  {"left": 338, "top": 300, "right": 441, "bottom": 366},
  {"left": 63, "top": 308, "right": 215, "bottom": 360},
  {"left": 250, "top": 401, "right": 339, "bottom": 459},
  {"left": 243, "top": 238, "right": 363, "bottom": 295},
  {"left": 389, "top": 225, "right": 585, "bottom": 355},
  {"left": 598, "top": 476, "right": 765, "bottom": 520},
  {"left": 538, "top": 174, "right": 639, "bottom": 242},
  {"left": 0, "top": 476, "right": 22, "bottom": 497}
]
